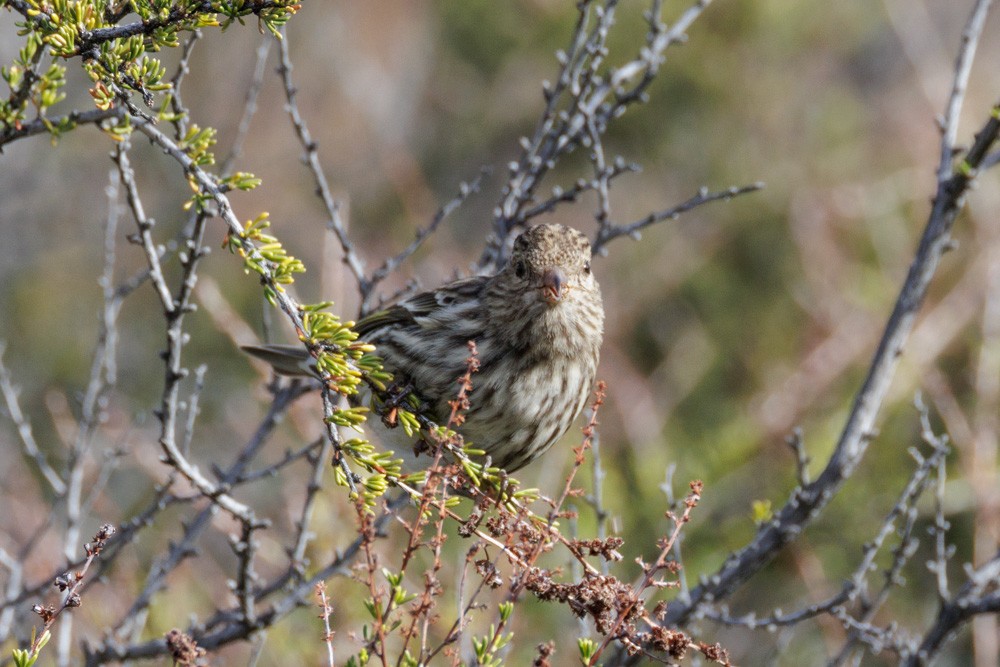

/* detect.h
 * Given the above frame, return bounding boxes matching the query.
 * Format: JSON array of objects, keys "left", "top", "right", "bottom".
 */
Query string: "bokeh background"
[{"left": 2, "top": 1, "right": 999, "bottom": 664}]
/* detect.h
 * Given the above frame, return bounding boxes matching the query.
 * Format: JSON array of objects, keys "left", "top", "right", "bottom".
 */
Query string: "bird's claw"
[{"left": 379, "top": 379, "right": 422, "bottom": 428}]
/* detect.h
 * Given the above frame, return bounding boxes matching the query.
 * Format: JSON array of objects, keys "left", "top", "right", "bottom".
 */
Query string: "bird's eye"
[
  {"left": 583, "top": 261, "right": 591, "bottom": 274},
  {"left": 514, "top": 260, "right": 527, "bottom": 279}
]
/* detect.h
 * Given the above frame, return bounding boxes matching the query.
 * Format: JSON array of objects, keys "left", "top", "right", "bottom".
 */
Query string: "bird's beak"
[{"left": 541, "top": 267, "right": 565, "bottom": 304}]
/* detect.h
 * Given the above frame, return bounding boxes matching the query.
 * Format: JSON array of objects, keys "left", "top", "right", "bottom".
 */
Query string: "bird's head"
[{"left": 500, "top": 223, "right": 597, "bottom": 307}]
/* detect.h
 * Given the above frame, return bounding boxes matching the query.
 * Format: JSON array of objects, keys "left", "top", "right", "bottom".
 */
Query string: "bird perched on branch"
[{"left": 243, "top": 223, "right": 604, "bottom": 473}]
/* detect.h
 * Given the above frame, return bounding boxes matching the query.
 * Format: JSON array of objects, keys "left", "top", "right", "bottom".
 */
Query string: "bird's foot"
[{"left": 380, "top": 379, "right": 422, "bottom": 429}]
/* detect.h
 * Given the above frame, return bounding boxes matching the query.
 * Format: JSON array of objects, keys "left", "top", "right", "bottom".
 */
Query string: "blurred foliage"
[{"left": 1, "top": 1, "right": 999, "bottom": 665}]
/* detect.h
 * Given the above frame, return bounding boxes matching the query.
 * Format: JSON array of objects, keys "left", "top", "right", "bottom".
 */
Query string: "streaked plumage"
[{"left": 244, "top": 223, "right": 604, "bottom": 473}]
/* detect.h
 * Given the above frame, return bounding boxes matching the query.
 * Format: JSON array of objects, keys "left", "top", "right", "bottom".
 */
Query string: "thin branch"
[
  {"left": 829, "top": 401, "right": 950, "bottom": 665},
  {"left": 706, "top": 405, "right": 947, "bottom": 654},
  {"left": 231, "top": 435, "right": 323, "bottom": 486},
  {"left": 22, "top": 525, "right": 116, "bottom": 666},
  {"left": 113, "top": 143, "right": 176, "bottom": 312},
  {"left": 108, "top": 381, "right": 308, "bottom": 643},
  {"left": 86, "top": 496, "right": 407, "bottom": 664},
  {"left": 0, "top": 108, "right": 122, "bottom": 149},
  {"left": 361, "top": 170, "right": 488, "bottom": 313},
  {"left": 315, "top": 583, "right": 335, "bottom": 667},
  {"left": 232, "top": 522, "right": 261, "bottom": 626},
  {"left": 180, "top": 365, "right": 206, "bottom": 458},
  {"left": 935, "top": 0, "right": 993, "bottom": 176},
  {"left": 0, "top": 547, "right": 23, "bottom": 639},
  {"left": 665, "top": 0, "right": 1000, "bottom": 623},
  {"left": 591, "top": 183, "right": 764, "bottom": 256},
  {"left": 219, "top": 34, "right": 271, "bottom": 176},
  {"left": 481, "top": 0, "right": 716, "bottom": 269},
  {"left": 54, "top": 165, "right": 126, "bottom": 662},
  {"left": 166, "top": 30, "right": 200, "bottom": 140},
  {"left": 0, "top": 343, "right": 66, "bottom": 495},
  {"left": 276, "top": 31, "right": 367, "bottom": 293},
  {"left": 906, "top": 554, "right": 1000, "bottom": 666},
  {"left": 521, "top": 159, "right": 639, "bottom": 224},
  {"left": 287, "top": 432, "right": 333, "bottom": 577}
]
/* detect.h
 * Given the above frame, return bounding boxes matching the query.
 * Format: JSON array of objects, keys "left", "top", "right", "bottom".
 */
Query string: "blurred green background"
[{"left": 1, "top": 1, "right": 999, "bottom": 664}]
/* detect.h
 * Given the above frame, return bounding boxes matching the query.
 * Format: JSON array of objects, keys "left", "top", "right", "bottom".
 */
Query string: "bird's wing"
[
  {"left": 354, "top": 303, "right": 419, "bottom": 337},
  {"left": 244, "top": 277, "right": 490, "bottom": 376},
  {"left": 356, "top": 276, "right": 488, "bottom": 337}
]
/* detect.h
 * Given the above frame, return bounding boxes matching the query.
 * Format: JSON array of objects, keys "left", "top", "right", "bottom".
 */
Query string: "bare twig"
[
  {"left": 108, "top": 381, "right": 309, "bottom": 644},
  {"left": 287, "top": 431, "right": 333, "bottom": 576},
  {"left": 166, "top": 30, "right": 200, "bottom": 140},
  {"left": 664, "top": 0, "right": 1000, "bottom": 628},
  {"left": 591, "top": 183, "right": 764, "bottom": 257},
  {"left": 481, "top": 0, "right": 717, "bottom": 269},
  {"left": 907, "top": 554, "right": 1000, "bottom": 666},
  {"left": 361, "top": 171, "right": 488, "bottom": 314},
  {"left": 220, "top": 35, "right": 272, "bottom": 176},
  {"left": 0, "top": 344, "right": 66, "bottom": 495},
  {"left": 315, "top": 582, "right": 335, "bottom": 667},
  {"left": 54, "top": 166, "right": 126, "bottom": 662},
  {"left": 276, "top": 31, "right": 367, "bottom": 293}
]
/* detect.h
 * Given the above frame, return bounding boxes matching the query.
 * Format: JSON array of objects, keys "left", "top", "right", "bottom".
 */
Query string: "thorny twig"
[{"left": 165, "top": 30, "right": 200, "bottom": 140}]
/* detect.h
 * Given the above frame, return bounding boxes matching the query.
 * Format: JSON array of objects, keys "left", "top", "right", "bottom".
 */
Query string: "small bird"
[{"left": 243, "top": 223, "right": 604, "bottom": 473}]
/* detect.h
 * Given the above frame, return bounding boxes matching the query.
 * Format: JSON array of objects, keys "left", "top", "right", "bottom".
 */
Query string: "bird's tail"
[{"left": 241, "top": 344, "right": 317, "bottom": 377}]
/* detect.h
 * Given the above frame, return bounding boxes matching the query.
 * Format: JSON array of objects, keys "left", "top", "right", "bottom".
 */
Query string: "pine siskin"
[{"left": 244, "top": 223, "right": 604, "bottom": 473}]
